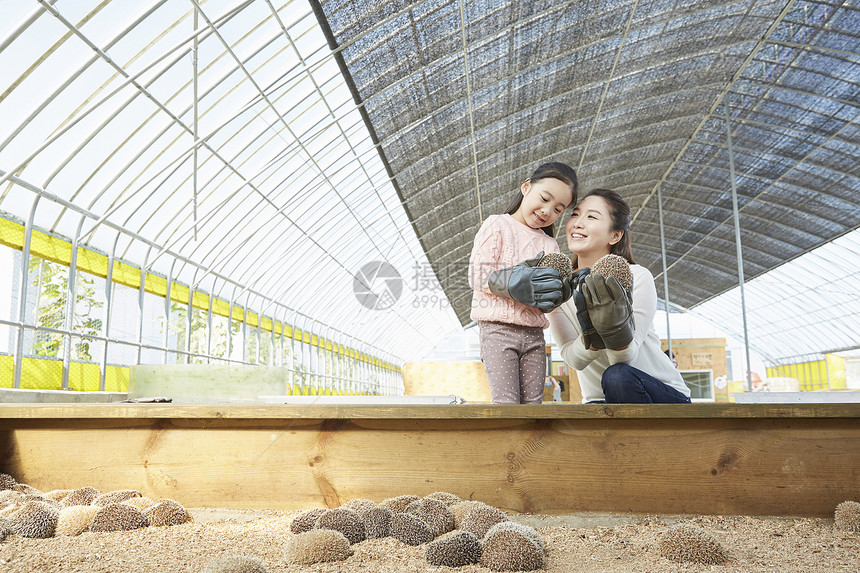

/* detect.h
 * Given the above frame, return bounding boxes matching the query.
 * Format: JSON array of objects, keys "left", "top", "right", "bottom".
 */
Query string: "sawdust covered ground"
[{"left": 1, "top": 508, "right": 857, "bottom": 572}]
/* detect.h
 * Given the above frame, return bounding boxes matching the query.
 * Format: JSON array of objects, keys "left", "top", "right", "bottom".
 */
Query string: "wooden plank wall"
[{"left": 0, "top": 404, "right": 857, "bottom": 517}]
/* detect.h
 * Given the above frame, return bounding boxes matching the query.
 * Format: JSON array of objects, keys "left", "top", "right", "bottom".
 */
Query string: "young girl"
[
  {"left": 469, "top": 162, "right": 578, "bottom": 404},
  {"left": 550, "top": 189, "right": 691, "bottom": 404}
]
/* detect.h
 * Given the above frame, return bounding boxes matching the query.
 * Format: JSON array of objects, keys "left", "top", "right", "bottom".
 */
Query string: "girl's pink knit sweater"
[{"left": 468, "top": 214, "right": 561, "bottom": 328}]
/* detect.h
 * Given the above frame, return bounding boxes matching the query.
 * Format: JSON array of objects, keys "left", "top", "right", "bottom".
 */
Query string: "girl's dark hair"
[
  {"left": 504, "top": 161, "right": 578, "bottom": 236},
  {"left": 580, "top": 188, "right": 635, "bottom": 264}
]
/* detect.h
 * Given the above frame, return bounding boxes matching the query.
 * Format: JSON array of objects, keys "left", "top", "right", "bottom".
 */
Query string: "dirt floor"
[{"left": 0, "top": 506, "right": 858, "bottom": 572}]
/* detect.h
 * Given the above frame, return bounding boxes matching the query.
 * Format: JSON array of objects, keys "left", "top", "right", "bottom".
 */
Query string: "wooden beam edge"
[{"left": 0, "top": 403, "right": 858, "bottom": 420}]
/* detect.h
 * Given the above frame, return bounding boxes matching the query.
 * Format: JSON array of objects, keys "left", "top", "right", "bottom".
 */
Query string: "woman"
[{"left": 550, "top": 189, "right": 691, "bottom": 404}]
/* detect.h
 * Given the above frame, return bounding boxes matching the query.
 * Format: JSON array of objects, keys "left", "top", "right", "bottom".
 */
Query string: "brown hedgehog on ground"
[
  {"left": 406, "top": 497, "right": 455, "bottom": 537},
  {"left": 284, "top": 529, "right": 352, "bottom": 564},
  {"left": 62, "top": 486, "right": 100, "bottom": 507},
  {"left": 91, "top": 489, "right": 141, "bottom": 507},
  {"left": 591, "top": 253, "right": 633, "bottom": 290},
  {"left": 89, "top": 503, "right": 148, "bottom": 532},
  {"left": 424, "top": 491, "right": 461, "bottom": 507},
  {"left": 143, "top": 499, "right": 190, "bottom": 527},
  {"left": 481, "top": 521, "right": 546, "bottom": 572},
  {"left": 538, "top": 252, "right": 573, "bottom": 278},
  {"left": 425, "top": 530, "right": 482, "bottom": 567},
  {"left": 459, "top": 503, "right": 509, "bottom": 539},
  {"left": 289, "top": 508, "right": 326, "bottom": 534},
  {"left": 202, "top": 554, "right": 268, "bottom": 573},
  {"left": 449, "top": 500, "right": 485, "bottom": 528},
  {"left": 341, "top": 498, "right": 376, "bottom": 513},
  {"left": 12, "top": 484, "right": 41, "bottom": 496},
  {"left": 379, "top": 494, "right": 421, "bottom": 514},
  {"left": 358, "top": 506, "right": 392, "bottom": 539},
  {"left": 835, "top": 500, "right": 860, "bottom": 532},
  {"left": 9, "top": 500, "right": 59, "bottom": 538},
  {"left": 389, "top": 512, "right": 434, "bottom": 546},
  {"left": 22, "top": 494, "right": 60, "bottom": 508},
  {"left": 0, "top": 473, "right": 16, "bottom": 491},
  {"left": 658, "top": 523, "right": 728, "bottom": 564},
  {"left": 314, "top": 508, "right": 366, "bottom": 544}
]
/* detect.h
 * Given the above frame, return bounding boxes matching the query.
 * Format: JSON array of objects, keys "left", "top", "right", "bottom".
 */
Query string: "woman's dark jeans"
[{"left": 599, "top": 363, "right": 692, "bottom": 404}]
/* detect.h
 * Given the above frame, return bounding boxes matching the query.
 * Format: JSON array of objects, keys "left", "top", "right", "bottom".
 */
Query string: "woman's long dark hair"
[
  {"left": 580, "top": 188, "right": 635, "bottom": 264},
  {"left": 504, "top": 161, "right": 578, "bottom": 236}
]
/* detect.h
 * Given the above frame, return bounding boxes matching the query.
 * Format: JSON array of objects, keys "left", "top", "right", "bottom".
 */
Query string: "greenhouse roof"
[{"left": 0, "top": 0, "right": 857, "bottom": 364}]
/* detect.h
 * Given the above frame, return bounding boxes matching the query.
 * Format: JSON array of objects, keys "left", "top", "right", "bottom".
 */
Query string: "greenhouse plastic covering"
[{"left": 0, "top": 0, "right": 858, "bottom": 368}]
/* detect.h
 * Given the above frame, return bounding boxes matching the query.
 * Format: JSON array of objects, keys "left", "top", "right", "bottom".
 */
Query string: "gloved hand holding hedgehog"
[
  {"left": 487, "top": 251, "right": 574, "bottom": 312},
  {"left": 571, "top": 254, "right": 635, "bottom": 351}
]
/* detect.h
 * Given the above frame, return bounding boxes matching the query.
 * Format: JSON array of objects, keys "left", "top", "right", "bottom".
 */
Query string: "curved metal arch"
[{"left": 30, "top": 4, "right": 277, "bottom": 242}]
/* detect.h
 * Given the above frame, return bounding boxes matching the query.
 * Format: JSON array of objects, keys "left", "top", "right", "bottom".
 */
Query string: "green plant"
[{"left": 29, "top": 258, "right": 103, "bottom": 361}]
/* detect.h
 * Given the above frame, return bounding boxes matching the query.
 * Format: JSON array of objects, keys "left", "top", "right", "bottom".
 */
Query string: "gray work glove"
[
  {"left": 582, "top": 274, "right": 634, "bottom": 350},
  {"left": 488, "top": 252, "right": 564, "bottom": 313},
  {"left": 570, "top": 268, "right": 605, "bottom": 350}
]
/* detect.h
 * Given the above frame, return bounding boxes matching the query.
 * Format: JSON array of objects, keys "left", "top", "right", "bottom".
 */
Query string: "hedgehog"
[
  {"left": 284, "top": 529, "right": 353, "bottom": 564},
  {"left": 449, "top": 500, "right": 485, "bottom": 528},
  {"left": 89, "top": 503, "right": 148, "bottom": 532},
  {"left": 62, "top": 486, "right": 100, "bottom": 507},
  {"left": 55, "top": 505, "right": 101, "bottom": 536},
  {"left": 425, "top": 530, "right": 482, "bottom": 567},
  {"left": 289, "top": 508, "right": 327, "bottom": 534},
  {"left": 389, "top": 512, "right": 434, "bottom": 546},
  {"left": 834, "top": 500, "right": 860, "bottom": 532},
  {"left": 91, "top": 489, "right": 141, "bottom": 507},
  {"left": 538, "top": 252, "right": 573, "bottom": 278},
  {"left": 358, "top": 506, "right": 392, "bottom": 539},
  {"left": 341, "top": 498, "right": 376, "bottom": 513},
  {"left": 379, "top": 494, "right": 421, "bottom": 514},
  {"left": 43, "top": 489, "right": 74, "bottom": 503},
  {"left": 201, "top": 554, "right": 268, "bottom": 573},
  {"left": 143, "top": 499, "right": 190, "bottom": 527},
  {"left": 658, "top": 523, "right": 728, "bottom": 564},
  {"left": 424, "top": 491, "right": 461, "bottom": 507},
  {"left": 314, "top": 507, "right": 366, "bottom": 544},
  {"left": 459, "top": 503, "right": 509, "bottom": 539},
  {"left": 122, "top": 496, "right": 159, "bottom": 511},
  {"left": 481, "top": 520, "right": 546, "bottom": 571},
  {"left": 592, "top": 253, "right": 633, "bottom": 290},
  {"left": 12, "top": 484, "right": 41, "bottom": 496},
  {"left": 0, "top": 473, "right": 15, "bottom": 491},
  {"left": 406, "top": 497, "right": 455, "bottom": 537},
  {"left": 485, "top": 522, "right": 546, "bottom": 556},
  {"left": 9, "top": 500, "right": 59, "bottom": 538},
  {"left": 23, "top": 494, "right": 59, "bottom": 509}
]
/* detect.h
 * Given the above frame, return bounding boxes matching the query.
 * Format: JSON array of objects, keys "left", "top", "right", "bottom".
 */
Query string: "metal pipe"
[
  {"left": 100, "top": 234, "right": 121, "bottom": 391},
  {"left": 656, "top": 184, "right": 673, "bottom": 360},
  {"left": 193, "top": 5, "right": 199, "bottom": 242},
  {"left": 724, "top": 99, "right": 753, "bottom": 392},
  {"left": 14, "top": 197, "right": 41, "bottom": 389},
  {"left": 136, "top": 246, "right": 152, "bottom": 364}
]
